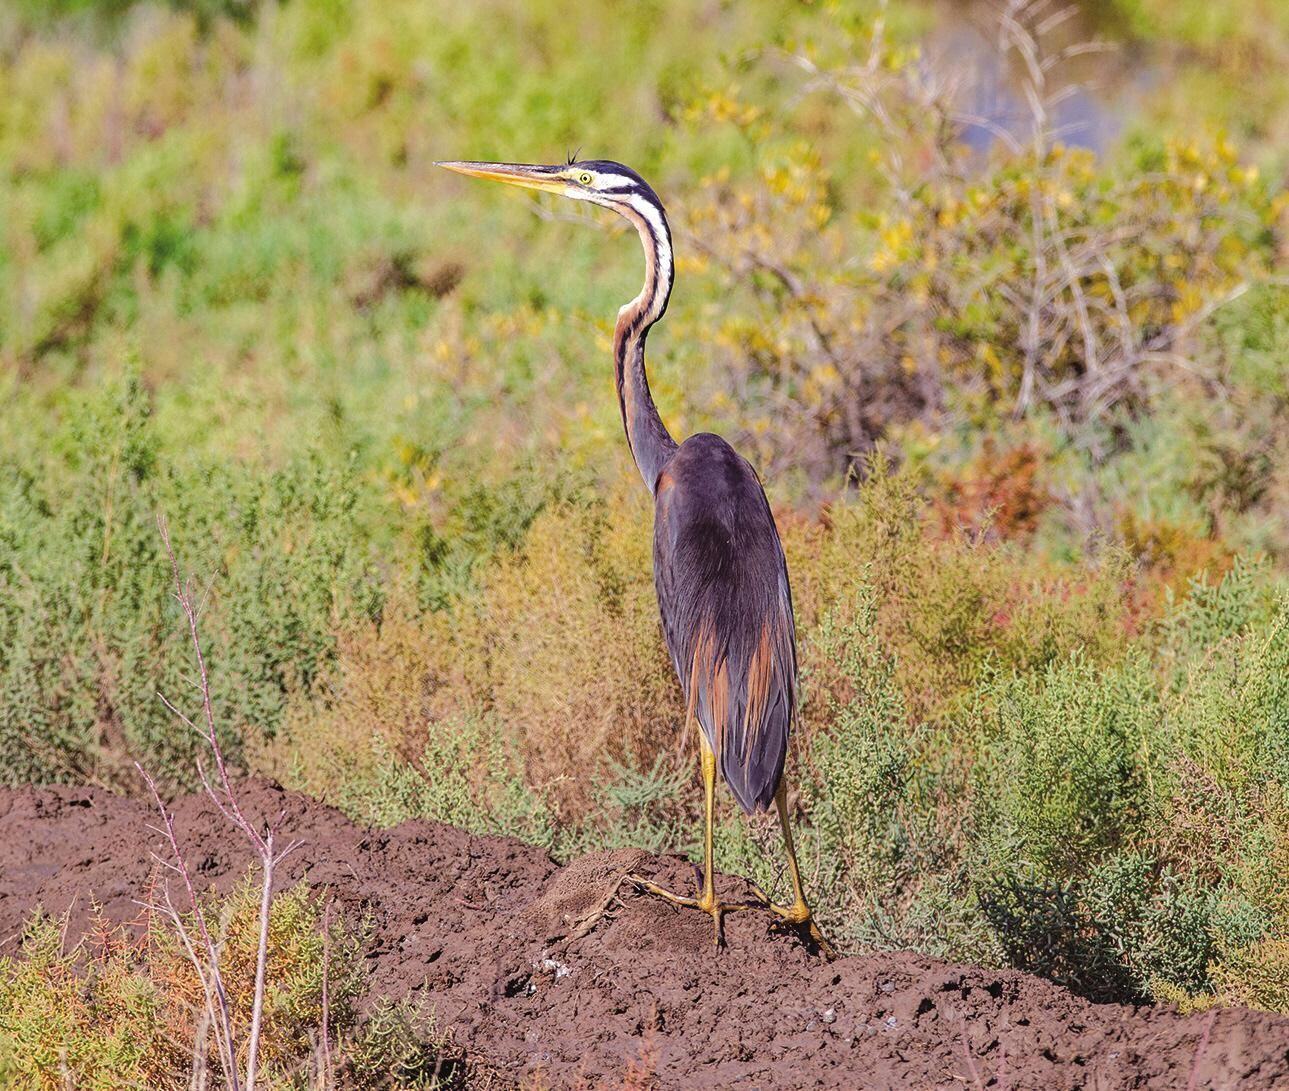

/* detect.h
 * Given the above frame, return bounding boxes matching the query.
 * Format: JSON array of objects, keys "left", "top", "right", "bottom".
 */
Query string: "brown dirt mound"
[{"left": 2, "top": 779, "right": 1287, "bottom": 1089}]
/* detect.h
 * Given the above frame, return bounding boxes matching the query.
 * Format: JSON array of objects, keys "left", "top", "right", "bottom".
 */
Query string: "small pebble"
[{"left": 541, "top": 957, "right": 572, "bottom": 980}]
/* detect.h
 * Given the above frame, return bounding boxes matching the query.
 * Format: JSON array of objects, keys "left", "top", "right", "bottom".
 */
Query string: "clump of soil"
[{"left": 2, "top": 780, "right": 1286, "bottom": 1089}]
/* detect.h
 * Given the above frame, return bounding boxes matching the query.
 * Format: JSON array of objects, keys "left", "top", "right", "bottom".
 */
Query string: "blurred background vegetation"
[{"left": 2, "top": 0, "right": 1289, "bottom": 1023}]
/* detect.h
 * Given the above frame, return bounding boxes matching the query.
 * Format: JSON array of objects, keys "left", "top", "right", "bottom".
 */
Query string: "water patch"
[{"left": 924, "top": 0, "right": 1160, "bottom": 155}]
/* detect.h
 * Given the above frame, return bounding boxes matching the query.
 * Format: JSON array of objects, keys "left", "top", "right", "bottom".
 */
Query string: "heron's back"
[{"left": 652, "top": 433, "right": 797, "bottom": 813}]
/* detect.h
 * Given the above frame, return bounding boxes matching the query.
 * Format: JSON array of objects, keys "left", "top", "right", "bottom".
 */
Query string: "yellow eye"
[{"left": 578, "top": 172, "right": 593, "bottom": 186}]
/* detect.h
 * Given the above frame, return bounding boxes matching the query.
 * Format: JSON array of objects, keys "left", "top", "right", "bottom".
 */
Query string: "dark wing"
[{"left": 652, "top": 433, "right": 797, "bottom": 814}]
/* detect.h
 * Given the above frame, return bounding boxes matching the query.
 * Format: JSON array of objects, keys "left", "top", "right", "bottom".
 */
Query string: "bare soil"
[{"left": 2, "top": 778, "right": 1287, "bottom": 1089}]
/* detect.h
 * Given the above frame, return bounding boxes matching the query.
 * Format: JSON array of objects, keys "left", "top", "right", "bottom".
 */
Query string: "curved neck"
[{"left": 613, "top": 197, "right": 677, "bottom": 493}]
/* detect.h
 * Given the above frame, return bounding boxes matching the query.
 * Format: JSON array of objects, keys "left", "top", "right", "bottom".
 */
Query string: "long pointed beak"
[{"left": 436, "top": 160, "right": 568, "bottom": 196}]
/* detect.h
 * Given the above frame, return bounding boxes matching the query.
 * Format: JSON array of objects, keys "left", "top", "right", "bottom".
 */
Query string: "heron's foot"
[
  {"left": 747, "top": 883, "right": 839, "bottom": 960},
  {"left": 626, "top": 873, "right": 759, "bottom": 948}
]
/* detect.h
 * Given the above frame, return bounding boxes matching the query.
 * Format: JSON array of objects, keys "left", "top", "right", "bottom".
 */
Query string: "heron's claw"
[
  {"left": 781, "top": 915, "right": 839, "bottom": 960},
  {"left": 743, "top": 881, "right": 838, "bottom": 960}
]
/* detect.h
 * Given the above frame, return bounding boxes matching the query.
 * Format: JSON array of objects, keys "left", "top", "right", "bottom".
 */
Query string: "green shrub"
[
  {"left": 325, "top": 716, "right": 552, "bottom": 846},
  {"left": 0, "top": 881, "right": 368, "bottom": 1091},
  {"left": 0, "top": 373, "right": 382, "bottom": 787},
  {"left": 972, "top": 655, "right": 1151, "bottom": 876},
  {"left": 800, "top": 588, "right": 916, "bottom": 931}
]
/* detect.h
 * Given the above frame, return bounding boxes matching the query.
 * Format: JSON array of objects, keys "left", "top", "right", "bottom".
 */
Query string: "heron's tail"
[{"left": 687, "top": 612, "right": 795, "bottom": 815}]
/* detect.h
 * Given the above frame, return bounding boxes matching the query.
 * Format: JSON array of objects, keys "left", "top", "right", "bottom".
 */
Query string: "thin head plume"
[{"left": 566, "top": 147, "right": 582, "bottom": 166}]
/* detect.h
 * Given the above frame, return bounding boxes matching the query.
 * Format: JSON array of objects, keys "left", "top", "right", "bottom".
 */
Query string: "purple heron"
[{"left": 438, "top": 158, "right": 833, "bottom": 957}]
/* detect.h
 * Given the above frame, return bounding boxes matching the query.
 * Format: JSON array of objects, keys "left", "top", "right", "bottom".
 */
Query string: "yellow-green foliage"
[
  {"left": 457, "top": 488, "right": 682, "bottom": 814},
  {"left": 0, "top": 881, "right": 468, "bottom": 1088},
  {"left": 0, "top": 881, "right": 370, "bottom": 1091},
  {"left": 683, "top": 63, "right": 1284, "bottom": 484},
  {"left": 265, "top": 485, "right": 681, "bottom": 824},
  {"left": 1210, "top": 938, "right": 1289, "bottom": 1014},
  {"left": 784, "top": 469, "right": 1131, "bottom": 726},
  {"left": 0, "top": 914, "right": 166, "bottom": 1090}
]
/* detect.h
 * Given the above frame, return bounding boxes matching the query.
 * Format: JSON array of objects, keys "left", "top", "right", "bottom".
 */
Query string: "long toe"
[{"left": 627, "top": 873, "right": 700, "bottom": 909}]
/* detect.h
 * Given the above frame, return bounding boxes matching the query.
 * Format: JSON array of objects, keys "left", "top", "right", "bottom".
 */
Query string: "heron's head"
[{"left": 436, "top": 157, "right": 666, "bottom": 223}]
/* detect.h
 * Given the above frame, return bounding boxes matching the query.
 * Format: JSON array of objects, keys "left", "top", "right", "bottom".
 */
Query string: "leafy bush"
[
  {"left": 306, "top": 718, "right": 551, "bottom": 845},
  {"left": 973, "top": 655, "right": 1150, "bottom": 875},
  {"left": 682, "top": 12, "right": 1284, "bottom": 489},
  {"left": 0, "top": 373, "right": 382, "bottom": 787},
  {"left": 0, "top": 881, "right": 375, "bottom": 1090}
]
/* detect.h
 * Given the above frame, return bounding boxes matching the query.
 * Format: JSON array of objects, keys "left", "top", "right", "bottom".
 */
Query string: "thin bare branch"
[
  {"left": 319, "top": 900, "right": 333, "bottom": 1091},
  {"left": 134, "top": 768, "right": 240, "bottom": 1091},
  {"left": 244, "top": 830, "right": 275, "bottom": 1091},
  {"left": 157, "top": 513, "right": 266, "bottom": 856}
]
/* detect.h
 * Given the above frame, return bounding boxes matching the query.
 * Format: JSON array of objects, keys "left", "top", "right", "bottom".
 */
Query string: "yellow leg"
[
  {"left": 751, "top": 784, "right": 838, "bottom": 959},
  {"left": 628, "top": 729, "right": 755, "bottom": 946},
  {"left": 702, "top": 731, "right": 721, "bottom": 905}
]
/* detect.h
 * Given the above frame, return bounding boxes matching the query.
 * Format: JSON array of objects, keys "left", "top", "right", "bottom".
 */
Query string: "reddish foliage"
[{"left": 932, "top": 442, "right": 1052, "bottom": 542}]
